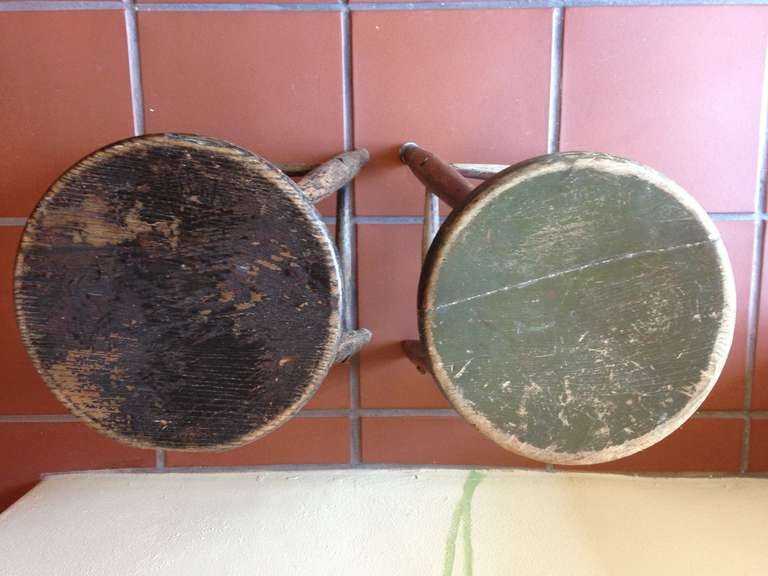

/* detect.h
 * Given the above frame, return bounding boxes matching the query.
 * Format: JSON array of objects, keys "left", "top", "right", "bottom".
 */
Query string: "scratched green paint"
[
  {"left": 443, "top": 471, "right": 484, "bottom": 576},
  {"left": 426, "top": 153, "right": 729, "bottom": 457}
]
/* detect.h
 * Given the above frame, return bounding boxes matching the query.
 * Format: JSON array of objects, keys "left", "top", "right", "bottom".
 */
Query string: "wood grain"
[
  {"left": 418, "top": 152, "right": 735, "bottom": 465},
  {"left": 15, "top": 133, "right": 343, "bottom": 451},
  {"left": 298, "top": 149, "right": 369, "bottom": 203},
  {"left": 399, "top": 143, "right": 473, "bottom": 209}
]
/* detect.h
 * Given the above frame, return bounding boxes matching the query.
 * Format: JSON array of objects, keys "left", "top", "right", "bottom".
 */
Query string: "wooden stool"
[
  {"left": 400, "top": 144, "right": 735, "bottom": 465},
  {"left": 15, "top": 133, "right": 370, "bottom": 451}
]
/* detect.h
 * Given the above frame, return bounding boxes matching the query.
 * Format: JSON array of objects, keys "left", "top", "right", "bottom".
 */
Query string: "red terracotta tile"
[
  {"left": 357, "top": 225, "right": 448, "bottom": 408},
  {"left": 138, "top": 12, "right": 344, "bottom": 216},
  {"left": 748, "top": 417, "right": 768, "bottom": 472},
  {"left": 0, "top": 228, "right": 67, "bottom": 414},
  {"left": 0, "top": 422, "right": 154, "bottom": 513},
  {"left": 352, "top": 10, "right": 551, "bottom": 215},
  {"left": 141, "top": 0, "right": 328, "bottom": 3},
  {"left": 304, "top": 364, "right": 350, "bottom": 410},
  {"left": 361, "top": 417, "right": 545, "bottom": 467},
  {"left": 561, "top": 7, "right": 767, "bottom": 212},
  {"left": 166, "top": 418, "right": 349, "bottom": 467},
  {"left": 559, "top": 417, "right": 743, "bottom": 473},
  {"left": 753, "top": 226, "right": 768, "bottom": 408},
  {"left": 701, "top": 222, "right": 753, "bottom": 409},
  {"left": 0, "top": 12, "right": 134, "bottom": 217}
]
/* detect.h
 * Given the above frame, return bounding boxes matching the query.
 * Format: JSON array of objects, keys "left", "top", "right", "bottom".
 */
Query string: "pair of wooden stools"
[{"left": 14, "top": 134, "right": 734, "bottom": 465}]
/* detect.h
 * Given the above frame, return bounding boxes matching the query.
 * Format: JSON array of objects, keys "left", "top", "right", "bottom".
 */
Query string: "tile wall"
[{"left": 1, "top": 0, "right": 767, "bottom": 512}]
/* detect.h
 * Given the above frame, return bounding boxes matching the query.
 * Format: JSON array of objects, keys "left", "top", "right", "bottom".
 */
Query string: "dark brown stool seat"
[
  {"left": 401, "top": 145, "right": 735, "bottom": 465},
  {"left": 15, "top": 134, "right": 369, "bottom": 450}
]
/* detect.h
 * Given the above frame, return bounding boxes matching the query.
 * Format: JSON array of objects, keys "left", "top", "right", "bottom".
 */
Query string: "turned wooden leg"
[
  {"left": 298, "top": 149, "right": 369, "bottom": 203},
  {"left": 399, "top": 143, "right": 474, "bottom": 209},
  {"left": 401, "top": 339, "right": 432, "bottom": 374},
  {"left": 334, "top": 329, "right": 372, "bottom": 363}
]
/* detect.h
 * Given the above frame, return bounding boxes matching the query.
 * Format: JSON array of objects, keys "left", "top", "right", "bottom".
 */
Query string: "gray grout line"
[
  {"left": 0, "top": 1, "right": 123, "bottom": 10},
  {"left": 41, "top": 464, "right": 768, "bottom": 477},
  {"left": 137, "top": 2, "right": 342, "bottom": 11},
  {"left": 296, "top": 409, "right": 350, "bottom": 418},
  {"left": 546, "top": 6, "right": 564, "bottom": 155},
  {"left": 123, "top": 0, "right": 145, "bottom": 136},
  {"left": 545, "top": 6, "right": 562, "bottom": 479},
  {"left": 5, "top": 0, "right": 768, "bottom": 12},
  {"left": 0, "top": 217, "right": 27, "bottom": 226},
  {"left": 709, "top": 212, "right": 761, "bottom": 221},
  {"left": 1, "top": 409, "right": 761, "bottom": 423},
  {"left": 0, "top": 415, "right": 79, "bottom": 423},
  {"left": 125, "top": 0, "right": 156, "bottom": 469},
  {"left": 740, "top": 41, "right": 768, "bottom": 474},
  {"left": 2, "top": 409, "right": 764, "bottom": 422},
  {"left": 3, "top": 213, "right": 762, "bottom": 227},
  {"left": 339, "top": 4, "right": 362, "bottom": 466},
  {"left": 359, "top": 408, "right": 459, "bottom": 417},
  {"left": 354, "top": 215, "right": 424, "bottom": 224}
]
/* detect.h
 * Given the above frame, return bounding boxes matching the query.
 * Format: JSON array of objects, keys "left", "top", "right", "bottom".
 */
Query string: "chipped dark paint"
[
  {"left": 15, "top": 134, "right": 343, "bottom": 450},
  {"left": 419, "top": 152, "right": 735, "bottom": 464}
]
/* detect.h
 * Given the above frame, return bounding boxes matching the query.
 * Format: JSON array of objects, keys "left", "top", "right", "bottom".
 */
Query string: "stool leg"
[
  {"left": 334, "top": 328, "right": 372, "bottom": 363},
  {"left": 298, "top": 149, "right": 369, "bottom": 203},
  {"left": 401, "top": 339, "right": 431, "bottom": 374},
  {"left": 399, "top": 143, "right": 474, "bottom": 209}
]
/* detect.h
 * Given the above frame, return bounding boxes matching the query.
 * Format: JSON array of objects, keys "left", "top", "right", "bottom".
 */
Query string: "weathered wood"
[
  {"left": 334, "top": 329, "right": 372, "bottom": 363},
  {"left": 298, "top": 149, "right": 369, "bottom": 203},
  {"left": 417, "top": 151, "right": 735, "bottom": 465},
  {"left": 401, "top": 340, "right": 432, "bottom": 375},
  {"left": 453, "top": 163, "right": 508, "bottom": 180},
  {"left": 15, "top": 133, "right": 347, "bottom": 451},
  {"left": 399, "top": 143, "right": 473, "bottom": 209},
  {"left": 422, "top": 190, "right": 440, "bottom": 261},
  {"left": 276, "top": 162, "right": 313, "bottom": 177}
]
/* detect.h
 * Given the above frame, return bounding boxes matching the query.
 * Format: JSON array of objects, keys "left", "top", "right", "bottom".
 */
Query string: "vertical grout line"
[
  {"left": 125, "top": 0, "right": 157, "bottom": 468},
  {"left": 123, "top": 0, "right": 145, "bottom": 136},
  {"left": 338, "top": 3, "right": 361, "bottom": 465},
  {"left": 546, "top": 7, "right": 564, "bottom": 155},
  {"left": 544, "top": 6, "right": 564, "bottom": 472},
  {"left": 741, "top": 40, "right": 768, "bottom": 473}
]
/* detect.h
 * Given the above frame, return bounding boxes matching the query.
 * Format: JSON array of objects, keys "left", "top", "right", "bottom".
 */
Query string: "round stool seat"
[
  {"left": 15, "top": 134, "right": 341, "bottom": 450},
  {"left": 420, "top": 152, "right": 735, "bottom": 465}
]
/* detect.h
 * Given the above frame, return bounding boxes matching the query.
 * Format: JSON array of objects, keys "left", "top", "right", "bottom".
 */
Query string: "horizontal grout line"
[
  {"left": 360, "top": 408, "right": 458, "bottom": 417},
  {"left": 136, "top": 1, "right": 341, "bottom": 11},
  {"left": 296, "top": 409, "right": 349, "bottom": 418},
  {"left": 0, "top": 217, "right": 28, "bottom": 226},
  {"left": 1, "top": 212, "right": 763, "bottom": 227},
  {"left": 2, "top": 409, "right": 763, "bottom": 424},
  {"left": 41, "top": 465, "right": 768, "bottom": 478},
  {"left": 0, "top": 414, "right": 79, "bottom": 423},
  {"left": 2, "top": 0, "right": 767, "bottom": 12},
  {"left": 708, "top": 212, "right": 760, "bottom": 221},
  {"left": 354, "top": 215, "right": 424, "bottom": 224},
  {"left": 0, "top": 1, "right": 122, "bottom": 10}
]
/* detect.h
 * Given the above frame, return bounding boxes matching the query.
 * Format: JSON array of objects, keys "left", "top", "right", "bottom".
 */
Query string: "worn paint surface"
[
  {"left": 1, "top": 470, "right": 767, "bottom": 575},
  {"left": 15, "top": 134, "right": 342, "bottom": 450},
  {"left": 421, "top": 153, "right": 735, "bottom": 464},
  {"left": 443, "top": 470, "right": 484, "bottom": 576}
]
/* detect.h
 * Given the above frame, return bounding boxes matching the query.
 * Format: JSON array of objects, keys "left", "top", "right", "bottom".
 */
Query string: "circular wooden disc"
[
  {"left": 420, "top": 152, "right": 735, "bottom": 465},
  {"left": 15, "top": 134, "right": 341, "bottom": 450}
]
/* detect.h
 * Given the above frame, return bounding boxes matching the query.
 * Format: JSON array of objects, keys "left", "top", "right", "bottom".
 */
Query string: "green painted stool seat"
[{"left": 406, "top": 148, "right": 735, "bottom": 465}]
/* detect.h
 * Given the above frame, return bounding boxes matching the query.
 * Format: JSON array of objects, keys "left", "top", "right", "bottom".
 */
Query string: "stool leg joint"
[
  {"left": 401, "top": 339, "right": 432, "bottom": 375},
  {"left": 334, "top": 328, "right": 372, "bottom": 363}
]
